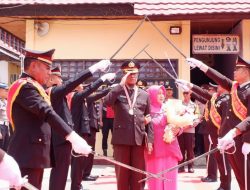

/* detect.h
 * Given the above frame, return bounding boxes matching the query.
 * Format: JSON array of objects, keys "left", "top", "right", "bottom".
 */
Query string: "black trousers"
[
  {"left": 178, "top": 133, "right": 195, "bottom": 168},
  {"left": 0, "top": 124, "right": 10, "bottom": 151},
  {"left": 226, "top": 137, "right": 250, "bottom": 190},
  {"left": 71, "top": 134, "right": 89, "bottom": 190},
  {"left": 113, "top": 144, "right": 145, "bottom": 190},
  {"left": 49, "top": 142, "right": 72, "bottom": 190},
  {"left": 21, "top": 168, "right": 44, "bottom": 190},
  {"left": 211, "top": 134, "right": 231, "bottom": 190},
  {"left": 82, "top": 129, "right": 96, "bottom": 178},
  {"left": 203, "top": 134, "right": 218, "bottom": 179},
  {"left": 102, "top": 118, "right": 113, "bottom": 150},
  {"left": 194, "top": 124, "right": 205, "bottom": 156}
]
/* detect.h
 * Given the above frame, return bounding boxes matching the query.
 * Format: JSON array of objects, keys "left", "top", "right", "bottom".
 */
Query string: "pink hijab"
[{"left": 147, "top": 85, "right": 166, "bottom": 113}]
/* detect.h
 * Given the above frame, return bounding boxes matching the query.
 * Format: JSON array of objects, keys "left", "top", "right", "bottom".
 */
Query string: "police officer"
[
  {"left": 82, "top": 87, "right": 112, "bottom": 182},
  {"left": 177, "top": 80, "right": 232, "bottom": 190},
  {"left": 47, "top": 60, "right": 111, "bottom": 190},
  {"left": 0, "top": 82, "right": 10, "bottom": 151},
  {"left": 7, "top": 48, "right": 92, "bottom": 189},
  {"left": 177, "top": 90, "right": 200, "bottom": 173},
  {"left": 164, "top": 83, "right": 175, "bottom": 101},
  {"left": 104, "top": 61, "right": 154, "bottom": 190},
  {"left": 70, "top": 74, "right": 115, "bottom": 190},
  {"left": 186, "top": 56, "right": 250, "bottom": 190},
  {"left": 137, "top": 79, "right": 148, "bottom": 90}
]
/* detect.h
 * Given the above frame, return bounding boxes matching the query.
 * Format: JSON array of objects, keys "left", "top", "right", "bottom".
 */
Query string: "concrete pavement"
[{"left": 41, "top": 163, "right": 240, "bottom": 190}]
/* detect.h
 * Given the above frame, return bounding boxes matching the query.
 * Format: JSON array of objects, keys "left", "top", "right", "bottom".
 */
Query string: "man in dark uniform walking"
[
  {"left": 186, "top": 56, "right": 250, "bottom": 190},
  {"left": 47, "top": 59, "right": 111, "bottom": 190},
  {"left": 7, "top": 48, "right": 92, "bottom": 189},
  {"left": 104, "top": 61, "right": 154, "bottom": 190}
]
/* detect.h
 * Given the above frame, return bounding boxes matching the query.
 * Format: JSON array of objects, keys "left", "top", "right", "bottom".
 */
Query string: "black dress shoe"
[
  {"left": 178, "top": 167, "right": 185, "bottom": 173},
  {"left": 188, "top": 168, "right": 194, "bottom": 173},
  {"left": 83, "top": 175, "right": 99, "bottom": 181},
  {"left": 201, "top": 176, "right": 217, "bottom": 182}
]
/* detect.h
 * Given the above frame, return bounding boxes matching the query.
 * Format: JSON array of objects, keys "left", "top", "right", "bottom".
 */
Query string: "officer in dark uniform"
[
  {"left": 177, "top": 80, "right": 231, "bottom": 190},
  {"left": 200, "top": 84, "right": 218, "bottom": 182},
  {"left": 47, "top": 60, "right": 111, "bottom": 190},
  {"left": 70, "top": 74, "right": 115, "bottom": 190},
  {"left": 104, "top": 61, "right": 154, "bottom": 190},
  {"left": 82, "top": 87, "right": 112, "bottom": 181},
  {"left": 186, "top": 56, "right": 250, "bottom": 190},
  {"left": 165, "top": 84, "right": 175, "bottom": 100},
  {"left": 137, "top": 79, "right": 148, "bottom": 90},
  {"left": 7, "top": 48, "right": 92, "bottom": 189},
  {"left": 0, "top": 82, "right": 10, "bottom": 151}
]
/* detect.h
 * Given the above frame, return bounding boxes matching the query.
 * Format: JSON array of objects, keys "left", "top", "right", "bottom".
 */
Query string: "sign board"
[{"left": 192, "top": 34, "right": 240, "bottom": 54}]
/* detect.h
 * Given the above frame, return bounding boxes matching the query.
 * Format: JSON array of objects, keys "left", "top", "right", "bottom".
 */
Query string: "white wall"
[{"left": 0, "top": 60, "right": 9, "bottom": 83}]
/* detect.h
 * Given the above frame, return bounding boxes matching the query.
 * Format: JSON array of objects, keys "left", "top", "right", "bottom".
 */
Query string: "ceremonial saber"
[
  {"left": 145, "top": 16, "right": 187, "bottom": 59},
  {"left": 206, "top": 135, "right": 213, "bottom": 175},
  {"left": 139, "top": 147, "right": 219, "bottom": 183},
  {"left": 110, "top": 16, "right": 146, "bottom": 60},
  {"left": 114, "top": 44, "right": 150, "bottom": 75},
  {"left": 3, "top": 181, "right": 39, "bottom": 190},
  {"left": 164, "top": 51, "right": 178, "bottom": 79},
  {"left": 143, "top": 50, "right": 177, "bottom": 80},
  {"left": 92, "top": 151, "right": 166, "bottom": 181}
]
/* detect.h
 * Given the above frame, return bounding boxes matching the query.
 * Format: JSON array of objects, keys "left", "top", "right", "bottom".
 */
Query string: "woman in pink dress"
[{"left": 145, "top": 85, "right": 194, "bottom": 190}]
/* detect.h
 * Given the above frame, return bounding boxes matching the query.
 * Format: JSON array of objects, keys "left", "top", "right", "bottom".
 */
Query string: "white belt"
[{"left": 0, "top": 121, "right": 9, "bottom": 126}]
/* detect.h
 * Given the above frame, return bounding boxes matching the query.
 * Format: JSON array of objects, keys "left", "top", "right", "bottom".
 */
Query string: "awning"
[{"left": 1, "top": 0, "right": 250, "bottom": 16}]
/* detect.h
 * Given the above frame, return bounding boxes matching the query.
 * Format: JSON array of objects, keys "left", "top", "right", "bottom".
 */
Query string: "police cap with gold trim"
[
  {"left": 235, "top": 56, "right": 250, "bottom": 68},
  {"left": 23, "top": 48, "right": 55, "bottom": 66},
  {"left": 51, "top": 66, "right": 62, "bottom": 77},
  {"left": 121, "top": 61, "right": 140, "bottom": 73}
]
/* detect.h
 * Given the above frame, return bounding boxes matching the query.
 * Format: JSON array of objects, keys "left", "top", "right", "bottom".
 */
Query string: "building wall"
[
  {"left": 9, "top": 62, "right": 20, "bottom": 84},
  {"left": 0, "top": 60, "right": 8, "bottom": 83},
  {"left": 26, "top": 19, "right": 191, "bottom": 156},
  {"left": 232, "top": 19, "right": 250, "bottom": 61},
  {"left": 26, "top": 19, "right": 190, "bottom": 78}
]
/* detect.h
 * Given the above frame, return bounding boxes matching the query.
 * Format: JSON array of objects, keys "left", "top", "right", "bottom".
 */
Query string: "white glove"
[
  {"left": 100, "top": 73, "right": 116, "bottom": 82},
  {"left": 89, "top": 59, "right": 112, "bottom": 74},
  {"left": 175, "top": 79, "right": 192, "bottom": 91},
  {"left": 120, "top": 72, "right": 131, "bottom": 87},
  {"left": 0, "top": 153, "right": 23, "bottom": 188},
  {"left": 186, "top": 58, "right": 208, "bottom": 72},
  {"left": 217, "top": 130, "right": 236, "bottom": 151},
  {"left": 66, "top": 131, "right": 92, "bottom": 155},
  {"left": 242, "top": 142, "right": 250, "bottom": 155}
]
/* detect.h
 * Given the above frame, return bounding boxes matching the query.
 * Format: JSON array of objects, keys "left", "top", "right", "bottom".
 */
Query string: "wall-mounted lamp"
[{"left": 170, "top": 26, "right": 182, "bottom": 35}]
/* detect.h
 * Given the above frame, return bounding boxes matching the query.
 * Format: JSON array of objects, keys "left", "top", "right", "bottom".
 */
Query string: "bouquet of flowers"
[{"left": 163, "top": 124, "right": 183, "bottom": 144}]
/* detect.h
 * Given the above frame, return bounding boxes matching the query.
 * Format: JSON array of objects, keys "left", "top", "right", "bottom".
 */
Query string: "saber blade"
[
  {"left": 93, "top": 151, "right": 165, "bottom": 181},
  {"left": 139, "top": 147, "right": 219, "bottom": 183}
]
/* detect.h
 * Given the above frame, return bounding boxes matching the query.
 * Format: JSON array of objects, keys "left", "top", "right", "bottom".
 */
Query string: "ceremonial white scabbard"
[
  {"left": 245, "top": 154, "right": 248, "bottom": 190},
  {"left": 2, "top": 181, "right": 39, "bottom": 190},
  {"left": 207, "top": 135, "right": 213, "bottom": 175}
]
